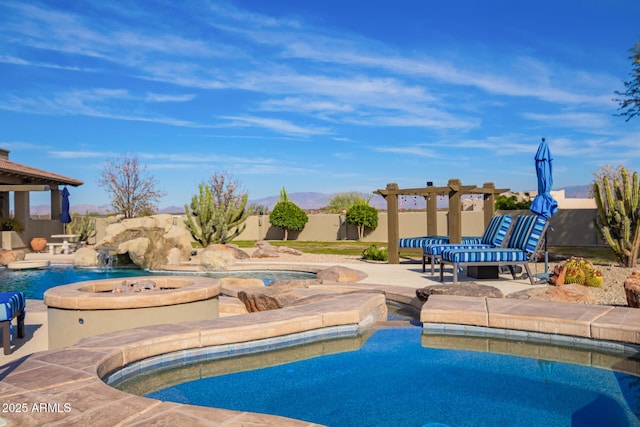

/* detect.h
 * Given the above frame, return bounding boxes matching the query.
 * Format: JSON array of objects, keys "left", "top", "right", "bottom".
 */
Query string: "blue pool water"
[
  {"left": 140, "top": 328, "right": 640, "bottom": 426},
  {"left": 0, "top": 266, "right": 316, "bottom": 300}
]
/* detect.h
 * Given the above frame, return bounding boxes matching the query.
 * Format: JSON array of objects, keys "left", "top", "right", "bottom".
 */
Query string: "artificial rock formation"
[{"left": 95, "top": 214, "right": 193, "bottom": 270}]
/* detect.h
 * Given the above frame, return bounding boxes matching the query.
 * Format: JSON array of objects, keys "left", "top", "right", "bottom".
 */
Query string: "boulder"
[
  {"left": 73, "top": 247, "right": 98, "bottom": 267},
  {"left": 317, "top": 266, "right": 367, "bottom": 283},
  {"left": 0, "top": 249, "right": 25, "bottom": 266},
  {"left": 237, "top": 289, "right": 301, "bottom": 311},
  {"left": 236, "top": 280, "right": 315, "bottom": 312},
  {"left": 416, "top": 284, "right": 504, "bottom": 302},
  {"left": 95, "top": 215, "right": 193, "bottom": 270},
  {"left": 624, "top": 271, "right": 640, "bottom": 308},
  {"left": 546, "top": 284, "right": 596, "bottom": 304},
  {"left": 200, "top": 245, "right": 238, "bottom": 270},
  {"left": 508, "top": 284, "right": 596, "bottom": 304},
  {"left": 278, "top": 246, "right": 303, "bottom": 256},
  {"left": 252, "top": 248, "right": 280, "bottom": 258},
  {"left": 252, "top": 241, "right": 303, "bottom": 258}
]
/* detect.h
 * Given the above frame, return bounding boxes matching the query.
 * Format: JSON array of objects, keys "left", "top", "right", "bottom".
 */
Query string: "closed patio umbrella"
[
  {"left": 530, "top": 138, "right": 558, "bottom": 278},
  {"left": 60, "top": 187, "right": 72, "bottom": 232}
]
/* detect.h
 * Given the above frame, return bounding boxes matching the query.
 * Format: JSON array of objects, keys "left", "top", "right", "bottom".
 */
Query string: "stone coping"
[
  {"left": 43, "top": 276, "right": 221, "bottom": 310},
  {"left": 5, "top": 274, "right": 640, "bottom": 425},
  {"left": 421, "top": 294, "right": 640, "bottom": 345},
  {"left": 0, "top": 291, "right": 387, "bottom": 426}
]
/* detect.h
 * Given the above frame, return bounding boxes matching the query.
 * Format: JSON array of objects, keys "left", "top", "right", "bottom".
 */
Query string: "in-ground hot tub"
[{"left": 44, "top": 276, "right": 221, "bottom": 349}]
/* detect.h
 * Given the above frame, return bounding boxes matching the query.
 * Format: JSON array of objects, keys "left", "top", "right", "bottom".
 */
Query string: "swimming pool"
[
  {"left": 0, "top": 266, "right": 316, "bottom": 299},
  {"left": 112, "top": 327, "right": 640, "bottom": 426}
]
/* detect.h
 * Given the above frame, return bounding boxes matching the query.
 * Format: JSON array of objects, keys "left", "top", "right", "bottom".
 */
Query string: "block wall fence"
[{"left": 91, "top": 209, "right": 603, "bottom": 247}]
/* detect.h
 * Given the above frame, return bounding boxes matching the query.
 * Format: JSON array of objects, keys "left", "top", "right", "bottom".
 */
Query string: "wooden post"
[
  {"left": 482, "top": 182, "right": 496, "bottom": 228},
  {"left": 426, "top": 193, "right": 437, "bottom": 236},
  {"left": 448, "top": 179, "right": 462, "bottom": 243},
  {"left": 386, "top": 183, "right": 400, "bottom": 264}
]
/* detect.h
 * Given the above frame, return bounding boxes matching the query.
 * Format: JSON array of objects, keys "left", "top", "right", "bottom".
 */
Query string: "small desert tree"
[
  {"left": 346, "top": 200, "right": 378, "bottom": 241},
  {"left": 325, "top": 192, "right": 371, "bottom": 213},
  {"left": 593, "top": 165, "right": 640, "bottom": 267},
  {"left": 97, "top": 153, "right": 165, "bottom": 218},
  {"left": 495, "top": 194, "right": 532, "bottom": 210},
  {"left": 270, "top": 187, "right": 308, "bottom": 240},
  {"left": 614, "top": 40, "right": 640, "bottom": 121}
]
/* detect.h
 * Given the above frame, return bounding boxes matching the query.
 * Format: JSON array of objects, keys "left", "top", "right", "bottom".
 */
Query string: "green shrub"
[
  {"left": 361, "top": 244, "right": 388, "bottom": 261},
  {"left": 0, "top": 217, "right": 23, "bottom": 232},
  {"left": 346, "top": 202, "right": 379, "bottom": 240},
  {"left": 269, "top": 188, "right": 308, "bottom": 240}
]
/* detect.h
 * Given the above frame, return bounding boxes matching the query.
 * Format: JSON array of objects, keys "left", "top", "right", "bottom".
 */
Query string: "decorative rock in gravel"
[
  {"left": 416, "top": 284, "right": 504, "bottom": 302},
  {"left": 545, "top": 284, "right": 596, "bottom": 304},
  {"left": 624, "top": 271, "right": 640, "bottom": 308},
  {"left": 277, "top": 246, "right": 303, "bottom": 255},
  {"left": 251, "top": 248, "right": 280, "bottom": 258},
  {"left": 507, "top": 284, "right": 596, "bottom": 304},
  {"left": 317, "top": 266, "right": 367, "bottom": 283}
]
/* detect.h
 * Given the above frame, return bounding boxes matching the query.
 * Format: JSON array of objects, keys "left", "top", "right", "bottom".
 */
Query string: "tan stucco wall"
[{"left": 48, "top": 209, "right": 604, "bottom": 250}]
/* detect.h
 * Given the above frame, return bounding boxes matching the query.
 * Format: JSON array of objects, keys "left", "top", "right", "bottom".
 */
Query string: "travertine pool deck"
[{"left": 2, "top": 258, "right": 640, "bottom": 425}]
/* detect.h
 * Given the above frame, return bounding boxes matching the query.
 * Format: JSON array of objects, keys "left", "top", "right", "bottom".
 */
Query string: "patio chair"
[
  {"left": 0, "top": 291, "right": 26, "bottom": 355},
  {"left": 439, "top": 214, "right": 548, "bottom": 285},
  {"left": 422, "top": 214, "right": 514, "bottom": 273}
]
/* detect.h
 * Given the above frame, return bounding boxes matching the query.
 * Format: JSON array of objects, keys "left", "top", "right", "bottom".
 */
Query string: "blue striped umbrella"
[
  {"left": 530, "top": 138, "right": 557, "bottom": 279},
  {"left": 530, "top": 138, "right": 558, "bottom": 219}
]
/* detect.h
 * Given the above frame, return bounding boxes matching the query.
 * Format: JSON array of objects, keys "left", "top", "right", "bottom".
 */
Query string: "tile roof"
[{"left": 0, "top": 158, "right": 83, "bottom": 186}]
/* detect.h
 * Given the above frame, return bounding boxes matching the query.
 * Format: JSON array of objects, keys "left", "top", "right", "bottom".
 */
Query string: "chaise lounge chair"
[
  {"left": 439, "top": 214, "right": 548, "bottom": 285},
  {"left": 0, "top": 291, "right": 26, "bottom": 355},
  {"left": 422, "top": 214, "right": 514, "bottom": 273}
]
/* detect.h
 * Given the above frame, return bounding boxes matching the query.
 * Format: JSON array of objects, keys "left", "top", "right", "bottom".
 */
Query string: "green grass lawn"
[{"left": 234, "top": 240, "right": 620, "bottom": 264}]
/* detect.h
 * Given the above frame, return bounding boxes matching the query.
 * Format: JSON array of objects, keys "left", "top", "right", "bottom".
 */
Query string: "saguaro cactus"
[{"left": 593, "top": 167, "right": 640, "bottom": 267}]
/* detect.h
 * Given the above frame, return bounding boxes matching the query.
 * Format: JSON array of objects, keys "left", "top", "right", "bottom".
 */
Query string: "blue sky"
[{"left": 1, "top": 0, "right": 639, "bottom": 209}]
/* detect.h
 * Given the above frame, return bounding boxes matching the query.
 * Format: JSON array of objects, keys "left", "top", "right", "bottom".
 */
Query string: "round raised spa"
[{"left": 44, "top": 276, "right": 221, "bottom": 349}]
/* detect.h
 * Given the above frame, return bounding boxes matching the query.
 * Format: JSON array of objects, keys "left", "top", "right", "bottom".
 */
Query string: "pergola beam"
[{"left": 0, "top": 185, "right": 51, "bottom": 191}]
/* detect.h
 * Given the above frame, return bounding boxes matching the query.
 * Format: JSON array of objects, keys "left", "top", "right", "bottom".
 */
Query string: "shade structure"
[
  {"left": 60, "top": 187, "right": 72, "bottom": 225},
  {"left": 530, "top": 138, "right": 558, "bottom": 219}
]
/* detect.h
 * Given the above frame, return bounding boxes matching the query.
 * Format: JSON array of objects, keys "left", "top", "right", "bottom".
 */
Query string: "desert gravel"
[{"left": 244, "top": 248, "right": 634, "bottom": 307}]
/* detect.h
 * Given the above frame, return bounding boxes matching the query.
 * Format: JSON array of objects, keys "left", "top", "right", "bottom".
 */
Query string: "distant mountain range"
[{"left": 29, "top": 185, "right": 592, "bottom": 215}]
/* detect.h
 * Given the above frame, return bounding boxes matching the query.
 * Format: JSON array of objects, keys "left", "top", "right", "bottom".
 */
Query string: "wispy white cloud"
[
  {"left": 218, "top": 115, "right": 331, "bottom": 137},
  {"left": 145, "top": 93, "right": 196, "bottom": 103},
  {"left": 373, "top": 145, "right": 440, "bottom": 158}
]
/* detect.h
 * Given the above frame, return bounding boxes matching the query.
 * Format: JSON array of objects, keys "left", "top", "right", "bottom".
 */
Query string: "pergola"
[
  {"left": 374, "top": 179, "right": 509, "bottom": 264},
  {"left": 0, "top": 148, "right": 83, "bottom": 246}
]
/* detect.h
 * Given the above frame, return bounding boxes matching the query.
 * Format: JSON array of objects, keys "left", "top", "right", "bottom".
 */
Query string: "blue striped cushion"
[
  {"left": 506, "top": 215, "right": 547, "bottom": 253},
  {"left": 462, "top": 237, "right": 483, "bottom": 244},
  {"left": 480, "top": 215, "right": 513, "bottom": 246},
  {"left": 425, "top": 243, "right": 494, "bottom": 256},
  {"left": 441, "top": 248, "right": 530, "bottom": 263},
  {"left": 399, "top": 236, "right": 449, "bottom": 248},
  {"left": 0, "top": 292, "right": 26, "bottom": 322}
]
